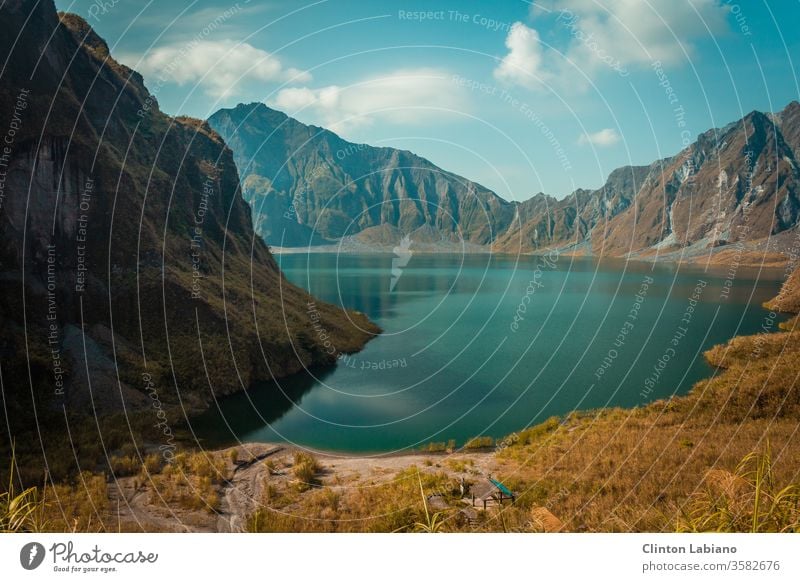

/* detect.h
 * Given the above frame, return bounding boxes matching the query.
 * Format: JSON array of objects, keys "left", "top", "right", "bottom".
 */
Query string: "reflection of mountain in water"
[
  {"left": 191, "top": 367, "right": 334, "bottom": 446},
  {"left": 279, "top": 253, "right": 494, "bottom": 319}
]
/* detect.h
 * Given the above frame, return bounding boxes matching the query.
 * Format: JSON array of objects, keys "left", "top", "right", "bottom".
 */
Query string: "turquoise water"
[{"left": 192, "top": 254, "right": 785, "bottom": 453}]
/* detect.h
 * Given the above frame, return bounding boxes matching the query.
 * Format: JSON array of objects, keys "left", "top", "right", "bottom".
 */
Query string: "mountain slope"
[
  {"left": 493, "top": 166, "right": 650, "bottom": 253},
  {"left": 210, "top": 101, "right": 800, "bottom": 261},
  {"left": 208, "top": 103, "right": 517, "bottom": 248},
  {"left": 0, "top": 0, "right": 377, "bottom": 434},
  {"left": 496, "top": 104, "right": 800, "bottom": 257},
  {"left": 597, "top": 107, "right": 800, "bottom": 258}
]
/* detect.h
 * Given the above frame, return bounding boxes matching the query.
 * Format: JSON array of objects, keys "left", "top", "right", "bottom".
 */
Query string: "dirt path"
[
  {"left": 217, "top": 445, "right": 284, "bottom": 532},
  {"left": 109, "top": 443, "right": 498, "bottom": 532}
]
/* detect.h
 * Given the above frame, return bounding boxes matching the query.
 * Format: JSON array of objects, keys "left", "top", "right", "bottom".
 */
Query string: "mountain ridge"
[
  {"left": 209, "top": 100, "right": 800, "bottom": 262},
  {"left": 208, "top": 102, "right": 518, "bottom": 249}
]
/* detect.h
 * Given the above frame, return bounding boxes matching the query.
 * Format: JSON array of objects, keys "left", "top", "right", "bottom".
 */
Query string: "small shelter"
[{"left": 471, "top": 477, "right": 515, "bottom": 509}]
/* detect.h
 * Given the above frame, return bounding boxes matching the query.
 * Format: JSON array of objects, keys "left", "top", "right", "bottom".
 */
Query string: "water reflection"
[
  {"left": 192, "top": 367, "right": 334, "bottom": 445},
  {"left": 194, "top": 254, "right": 786, "bottom": 453}
]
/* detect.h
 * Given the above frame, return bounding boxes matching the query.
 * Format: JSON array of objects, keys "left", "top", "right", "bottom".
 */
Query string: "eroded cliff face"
[
  {"left": 211, "top": 100, "right": 800, "bottom": 260},
  {"left": 0, "top": 1, "right": 377, "bottom": 424},
  {"left": 209, "top": 103, "right": 517, "bottom": 248},
  {"left": 595, "top": 108, "right": 800, "bottom": 257},
  {"left": 496, "top": 106, "right": 800, "bottom": 257},
  {"left": 493, "top": 166, "right": 651, "bottom": 253}
]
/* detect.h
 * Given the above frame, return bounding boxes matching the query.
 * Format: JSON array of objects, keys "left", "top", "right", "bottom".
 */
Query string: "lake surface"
[{"left": 192, "top": 254, "right": 786, "bottom": 453}]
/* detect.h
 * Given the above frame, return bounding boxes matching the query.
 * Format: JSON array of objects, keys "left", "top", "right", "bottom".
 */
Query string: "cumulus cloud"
[
  {"left": 493, "top": 22, "right": 547, "bottom": 88},
  {"left": 269, "top": 68, "right": 469, "bottom": 133},
  {"left": 127, "top": 40, "right": 311, "bottom": 99},
  {"left": 498, "top": 0, "right": 730, "bottom": 90},
  {"left": 578, "top": 128, "right": 620, "bottom": 146}
]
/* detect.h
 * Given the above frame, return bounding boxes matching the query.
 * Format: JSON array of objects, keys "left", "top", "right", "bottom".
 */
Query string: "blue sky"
[{"left": 56, "top": 0, "right": 800, "bottom": 200}]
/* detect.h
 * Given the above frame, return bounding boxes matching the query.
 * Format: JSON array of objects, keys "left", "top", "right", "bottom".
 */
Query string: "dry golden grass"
[
  {"left": 529, "top": 506, "right": 564, "bottom": 532},
  {"left": 147, "top": 452, "right": 228, "bottom": 513},
  {"left": 247, "top": 466, "right": 458, "bottom": 533},
  {"left": 704, "top": 331, "right": 800, "bottom": 368},
  {"left": 0, "top": 447, "right": 46, "bottom": 532},
  {"left": 41, "top": 472, "right": 111, "bottom": 532},
  {"left": 677, "top": 444, "right": 800, "bottom": 532},
  {"left": 492, "top": 412, "right": 800, "bottom": 531},
  {"left": 291, "top": 452, "right": 321, "bottom": 492},
  {"left": 702, "top": 249, "right": 789, "bottom": 268},
  {"left": 766, "top": 265, "right": 800, "bottom": 312},
  {"left": 464, "top": 436, "right": 495, "bottom": 449}
]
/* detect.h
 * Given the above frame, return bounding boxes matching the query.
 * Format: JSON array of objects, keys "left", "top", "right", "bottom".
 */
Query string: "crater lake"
[{"left": 192, "top": 253, "right": 786, "bottom": 453}]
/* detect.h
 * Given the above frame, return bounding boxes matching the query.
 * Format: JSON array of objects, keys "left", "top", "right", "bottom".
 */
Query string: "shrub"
[
  {"left": 464, "top": 436, "right": 494, "bottom": 449},
  {"left": 147, "top": 452, "right": 226, "bottom": 514},
  {"left": 43, "top": 472, "right": 110, "bottom": 532},
  {"left": 514, "top": 416, "right": 560, "bottom": 447},
  {"left": 142, "top": 454, "right": 162, "bottom": 475},
  {"left": 422, "top": 442, "right": 446, "bottom": 453},
  {"left": 292, "top": 452, "right": 320, "bottom": 492},
  {"left": 446, "top": 458, "right": 474, "bottom": 472},
  {"left": 109, "top": 455, "right": 139, "bottom": 477}
]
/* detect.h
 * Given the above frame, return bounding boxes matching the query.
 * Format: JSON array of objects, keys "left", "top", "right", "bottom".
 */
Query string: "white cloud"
[
  {"left": 578, "top": 128, "right": 620, "bottom": 146},
  {"left": 499, "top": 0, "right": 730, "bottom": 90},
  {"left": 547, "top": 0, "right": 730, "bottom": 68},
  {"left": 269, "top": 68, "right": 470, "bottom": 133},
  {"left": 493, "top": 23, "right": 547, "bottom": 89},
  {"left": 126, "top": 40, "right": 311, "bottom": 99}
]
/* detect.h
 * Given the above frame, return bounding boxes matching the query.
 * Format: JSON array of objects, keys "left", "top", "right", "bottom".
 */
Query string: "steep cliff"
[
  {"left": 493, "top": 166, "right": 650, "bottom": 253},
  {"left": 0, "top": 1, "right": 377, "bottom": 429},
  {"left": 597, "top": 106, "right": 800, "bottom": 257},
  {"left": 497, "top": 105, "right": 800, "bottom": 257}
]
